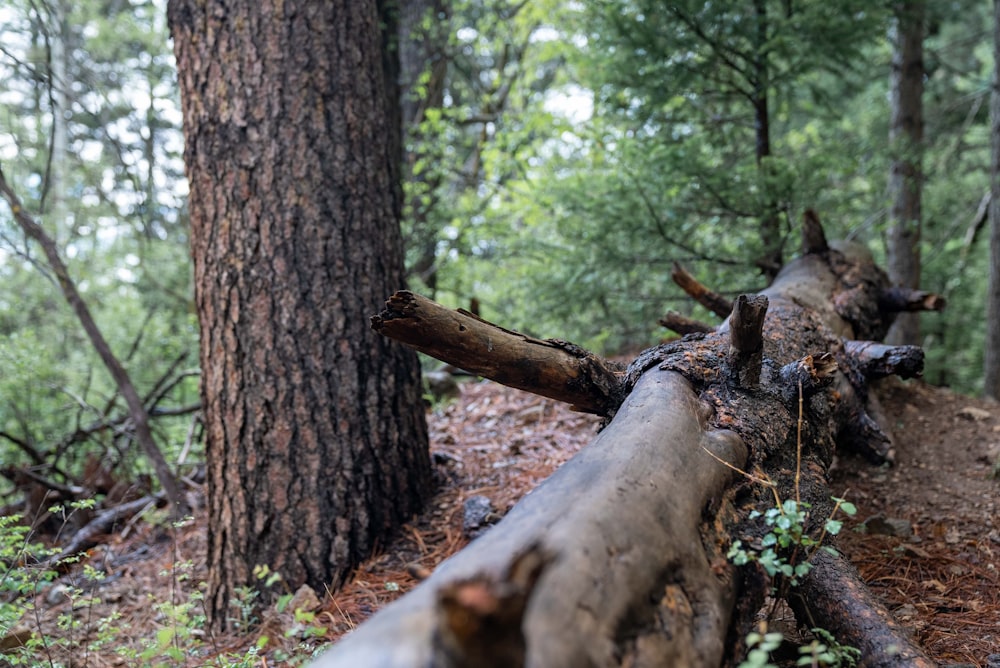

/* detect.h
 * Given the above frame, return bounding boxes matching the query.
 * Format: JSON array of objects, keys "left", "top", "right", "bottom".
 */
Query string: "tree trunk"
[
  {"left": 985, "top": 0, "right": 1000, "bottom": 399},
  {"left": 398, "top": 0, "right": 450, "bottom": 293},
  {"left": 313, "top": 218, "right": 939, "bottom": 666},
  {"left": 753, "top": 0, "right": 782, "bottom": 278},
  {"left": 885, "top": 0, "right": 925, "bottom": 346},
  {"left": 168, "top": 0, "right": 432, "bottom": 628}
]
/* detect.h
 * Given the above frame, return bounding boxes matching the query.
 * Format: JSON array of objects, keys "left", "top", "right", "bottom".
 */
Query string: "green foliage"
[
  {"left": 0, "top": 511, "right": 325, "bottom": 666},
  {"left": 405, "top": 0, "right": 995, "bottom": 393},
  {"left": 798, "top": 627, "right": 861, "bottom": 668},
  {"left": 739, "top": 628, "right": 784, "bottom": 668},
  {"left": 728, "top": 496, "right": 856, "bottom": 585},
  {"left": 0, "top": 0, "right": 199, "bottom": 491},
  {"left": 737, "top": 626, "right": 860, "bottom": 668}
]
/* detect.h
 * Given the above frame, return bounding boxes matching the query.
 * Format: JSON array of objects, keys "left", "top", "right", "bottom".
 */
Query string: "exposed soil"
[{"left": 7, "top": 377, "right": 1000, "bottom": 666}]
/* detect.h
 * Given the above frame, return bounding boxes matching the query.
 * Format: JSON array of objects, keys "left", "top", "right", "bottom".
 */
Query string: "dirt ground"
[{"left": 10, "top": 376, "right": 1000, "bottom": 666}]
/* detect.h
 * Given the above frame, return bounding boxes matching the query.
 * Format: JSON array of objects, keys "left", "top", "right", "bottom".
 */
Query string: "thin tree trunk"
[
  {"left": 753, "top": 0, "right": 782, "bottom": 278},
  {"left": 886, "top": 1, "right": 925, "bottom": 346},
  {"left": 169, "top": 0, "right": 432, "bottom": 628},
  {"left": 399, "top": 0, "right": 449, "bottom": 294},
  {"left": 985, "top": 0, "right": 1000, "bottom": 398},
  {"left": 0, "top": 169, "right": 185, "bottom": 512}
]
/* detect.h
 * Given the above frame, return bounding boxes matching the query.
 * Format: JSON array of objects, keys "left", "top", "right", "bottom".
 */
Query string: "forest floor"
[{"left": 8, "top": 376, "right": 1000, "bottom": 667}]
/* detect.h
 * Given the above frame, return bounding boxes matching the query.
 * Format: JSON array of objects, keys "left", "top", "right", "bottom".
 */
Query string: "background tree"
[
  {"left": 168, "top": 0, "right": 432, "bottom": 627},
  {"left": 986, "top": 0, "right": 1000, "bottom": 399},
  {"left": 885, "top": 0, "right": 926, "bottom": 346}
]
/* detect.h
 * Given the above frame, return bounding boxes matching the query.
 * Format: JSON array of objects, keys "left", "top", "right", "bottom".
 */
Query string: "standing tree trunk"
[
  {"left": 986, "top": 0, "right": 1000, "bottom": 398},
  {"left": 168, "top": 0, "right": 432, "bottom": 627},
  {"left": 752, "top": 0, "right": 782, "bottom": 279},
  {"left": 885, "top": 0, "right": 925, "bottom": 346},
  {"left": 399, "top": 0, "right": 450, "bottom": 294}
]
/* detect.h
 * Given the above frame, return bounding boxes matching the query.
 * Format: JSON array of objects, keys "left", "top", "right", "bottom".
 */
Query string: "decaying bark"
[
  {"left": 316, "top": 214, "right": 944, "bottom": 667},
  {"left": 371, "top": 291, "right": 625, "bottom": 415}
]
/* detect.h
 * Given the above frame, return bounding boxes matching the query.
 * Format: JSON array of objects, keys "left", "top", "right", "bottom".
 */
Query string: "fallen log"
[
  {"left": 313, "top": 213, "right": 942, "bottom": 667},
  {"left": 315, "top": 368, "right": 747, "bottom": 667}
]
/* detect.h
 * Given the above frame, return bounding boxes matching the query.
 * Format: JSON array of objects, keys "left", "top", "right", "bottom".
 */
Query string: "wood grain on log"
[{"left": 313, "top": 370, "right": 747, "bottom": 667}]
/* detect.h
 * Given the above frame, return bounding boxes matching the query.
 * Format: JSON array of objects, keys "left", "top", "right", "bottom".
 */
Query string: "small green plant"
[
  {"left": 728, "top": 496, "right": 857, "bottom": 585},
  {"left": 738, "top": 625, "right": 784, "bottom": 668},
  {"left": 797, "top": 627, "right": 861, "bottom": 667}
]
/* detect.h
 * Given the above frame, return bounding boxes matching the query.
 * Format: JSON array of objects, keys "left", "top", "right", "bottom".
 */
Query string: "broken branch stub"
[
  {"left": 671, "top": 262, "right": 734, "bottom": 319},
  {"left": 659, "top": 310, "right": 716, "bottom": 335},
  {"left": 728, "top": 294, "right": 768, "bottom": 390},
  {"left": 370, "top": 291, "right": 623, "bottom": 416}
]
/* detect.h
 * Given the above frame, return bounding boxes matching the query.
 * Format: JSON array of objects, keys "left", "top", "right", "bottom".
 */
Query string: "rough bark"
[
  {"left": 371, "top": 291, "right": 624, "bottom": 415},
  {"left": 986, "top": 0, "right": 1000, "bottom": 399},
  {"left": 885, "top": 0, "right": 925, "bottom": 346},
  {"left": 315, "top": 219, "right": 940, "bottom": 666},
  {"left": 168, "top": 0, "right": 431, "bottom": 627},
  {"left": 787, "top": 550, "right": 935, "bottom": 668}
]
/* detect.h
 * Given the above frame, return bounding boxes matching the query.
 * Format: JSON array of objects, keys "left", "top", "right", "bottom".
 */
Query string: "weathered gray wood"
[{"left": 312, "top": 370, "right": 747, "bottom": 668}]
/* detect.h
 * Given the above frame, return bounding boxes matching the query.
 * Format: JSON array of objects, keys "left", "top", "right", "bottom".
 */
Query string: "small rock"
[
  {"left": 987, "top": 654, "right": 1000, "bottom": 668},
  {"left": 45, "top": 583, "right": 70, "bottom": 606},
  {"left": 462, "top": 495, "right": 497, "bottom": 536},
  {"left": 957, "top": 406, "right": 992, "bottom": 421},
  {"left": 424, "top": 370, "right": 459, "bottom": 402},
  {"left": 863, "top": 515, "right": 913, "bottom": 538},
  {"left": 900, "top": 544, "right": 930, "bottom": 559},
  {"left": 287, "top": 583, "right": 321, "bottom": 613}
]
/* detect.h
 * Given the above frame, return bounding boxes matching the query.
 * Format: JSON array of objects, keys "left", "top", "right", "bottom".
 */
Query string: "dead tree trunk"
[{"left": 313, "top": 214, "right": 941, "bottom": 667}]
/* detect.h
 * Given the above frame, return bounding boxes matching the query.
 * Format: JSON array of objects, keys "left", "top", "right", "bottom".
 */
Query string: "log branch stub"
[
  {"left": 788, "top": 550, "right": 935, "bottom": 668},
  {"left": 728, "top": 295, "right": 769, "bottom": 390},
  {"left": 843, "top": 341, "right": 924, "bottom": 379},
  {"left": 878, "top": 286, "right": 946, "bottom": 313},
  {"left": 671, "top": 262, "right": 734, "bottom": 319},
  {"left": 371, "top": 291, "right": 623, "bottom": 416},
  {"left": 658, "top": 311, "right": 716, "bottom": 335},
  {"left": 801, "top": 209, "right": 830, "bottom": 254},
  {"left": 778, "top": 353, "right": 838, "bottom": 402}
]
